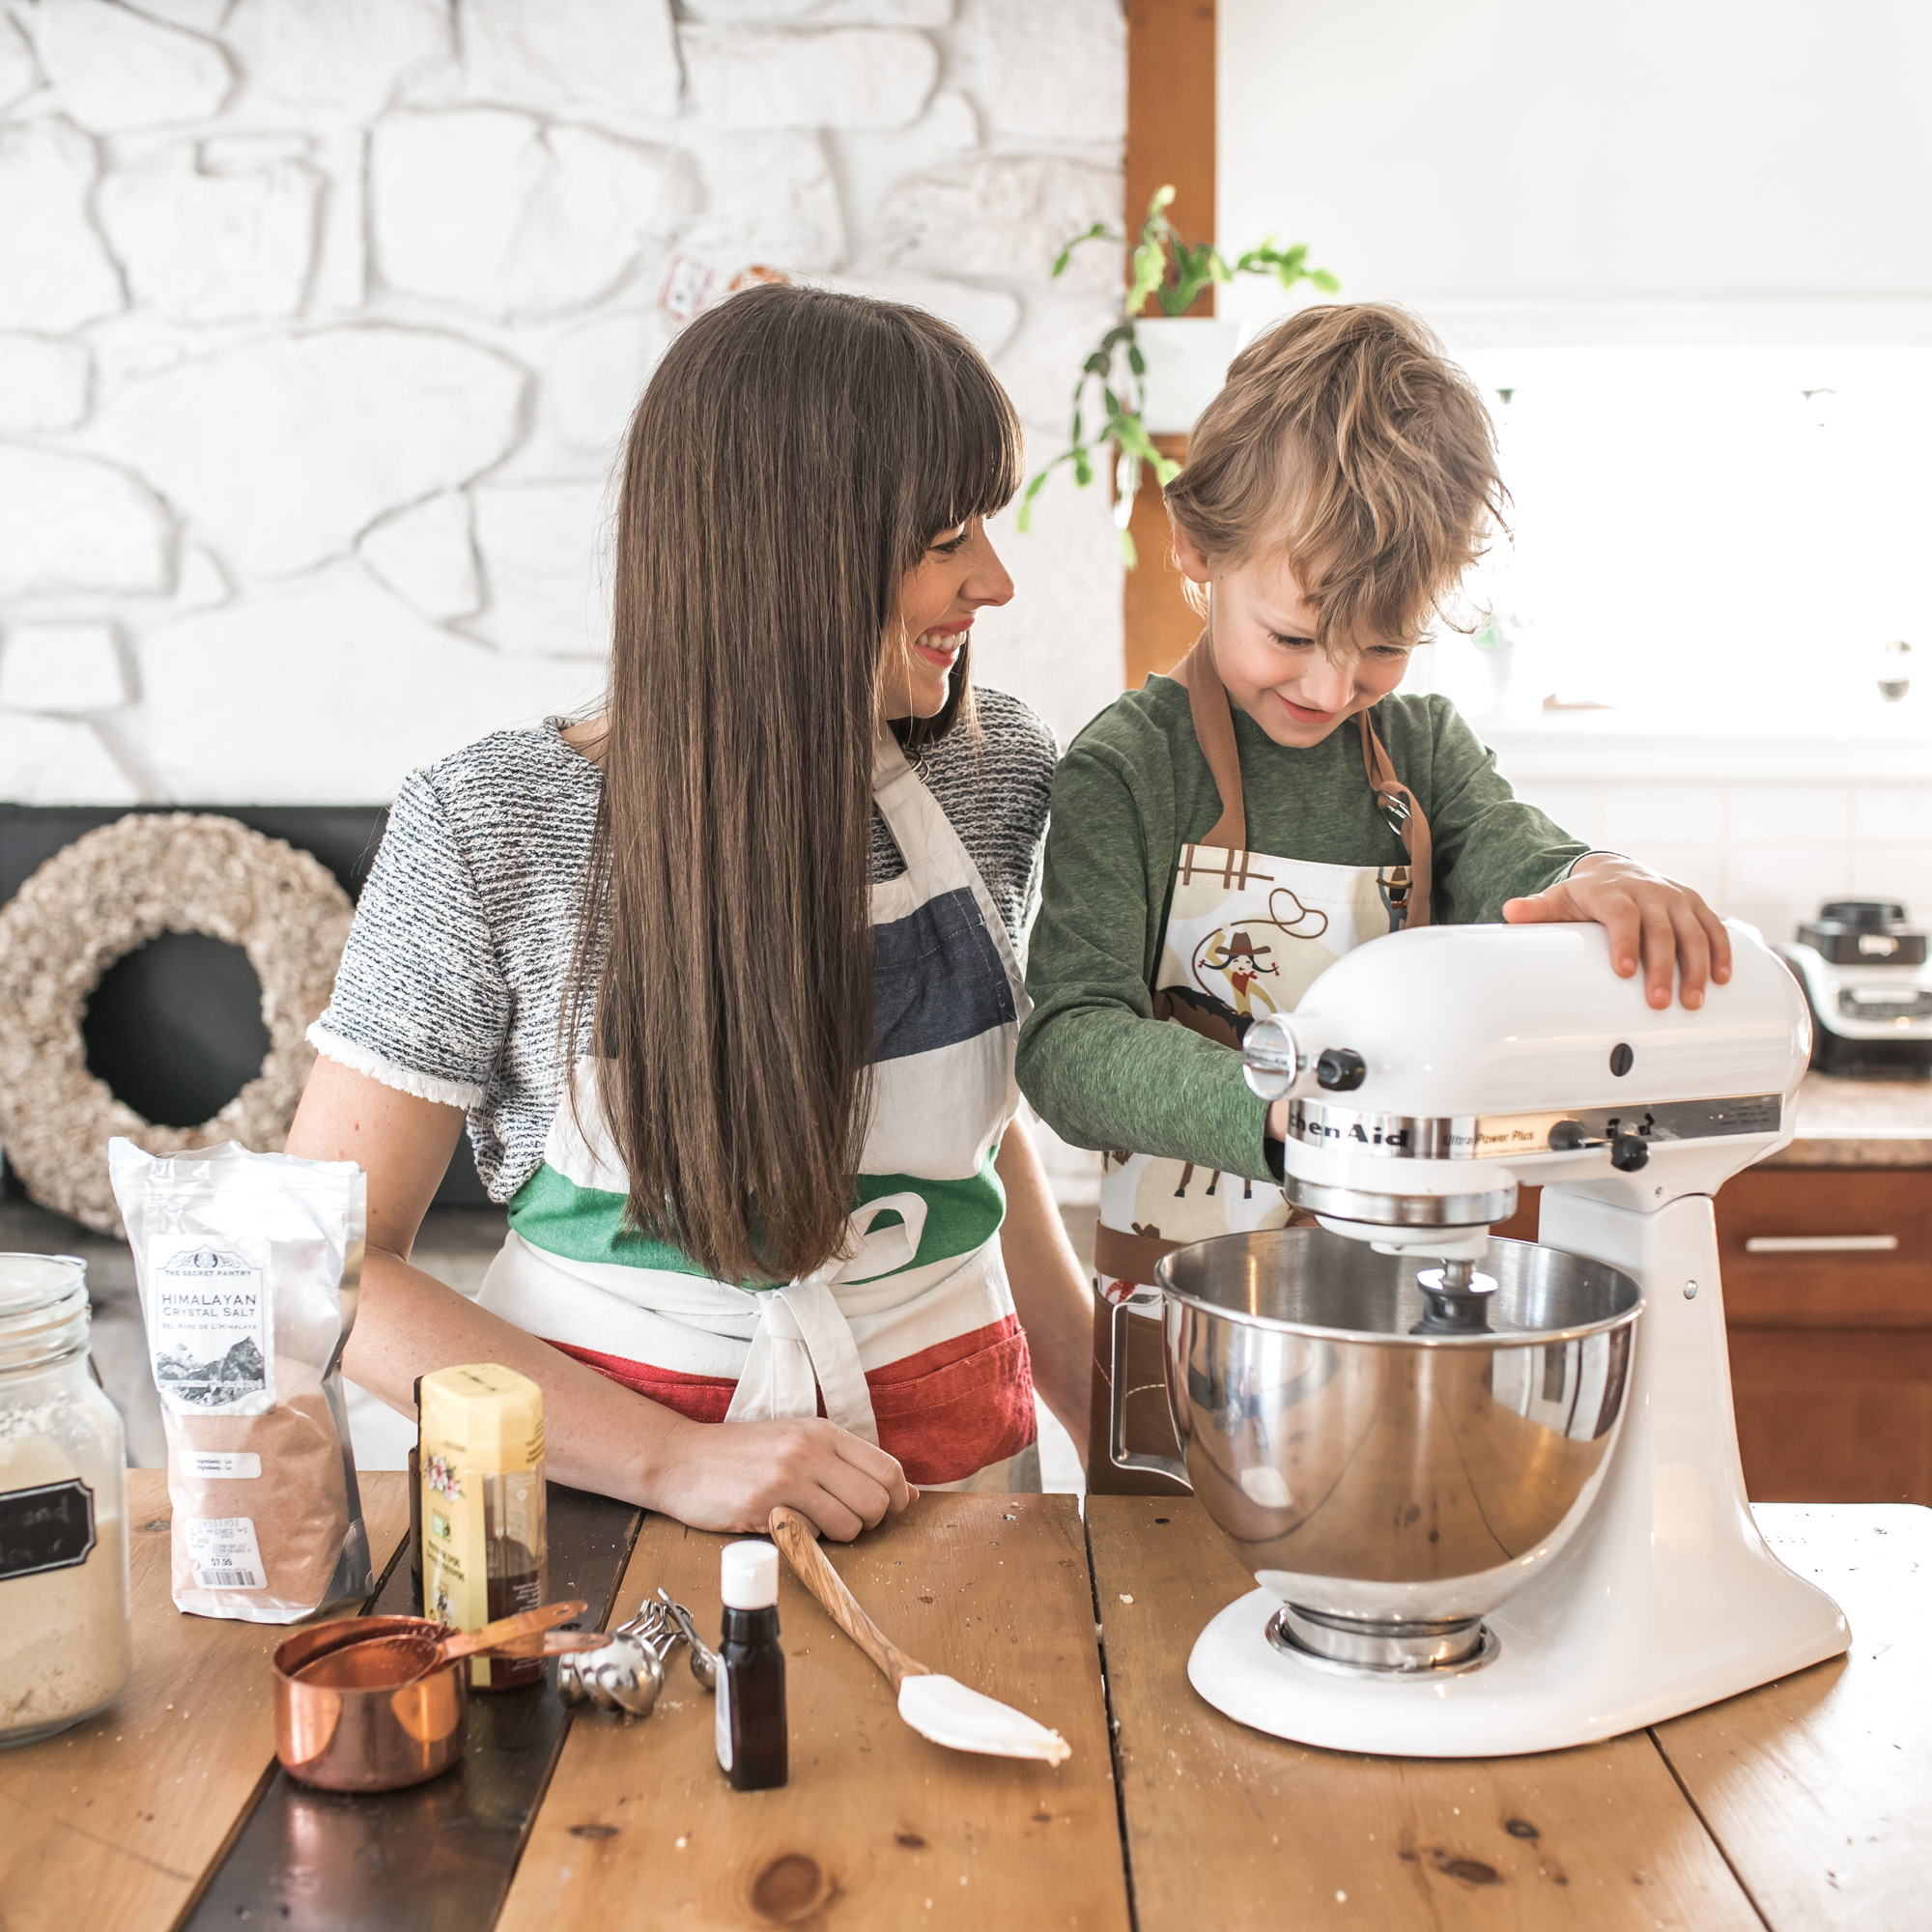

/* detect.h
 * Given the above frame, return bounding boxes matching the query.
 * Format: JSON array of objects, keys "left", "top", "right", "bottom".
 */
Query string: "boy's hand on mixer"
[
  {"left": 647, "top": 1415, "right": 915, "bottom": 1542},
  {"left": 1502, "top": 856, "right": 1731, "bottom": 1010}
]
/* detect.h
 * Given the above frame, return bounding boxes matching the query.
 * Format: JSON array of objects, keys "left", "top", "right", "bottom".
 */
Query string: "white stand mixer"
[{"left": 1163, "top": 921, "right": 1850, "bottom": 1757}]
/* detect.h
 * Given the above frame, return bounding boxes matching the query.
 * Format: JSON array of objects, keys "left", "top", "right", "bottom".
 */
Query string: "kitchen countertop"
[
  {"left": 1091, "top": 1496, "right": 1930, "bottom": 1932},
  {"left": 4, "top": 1475, "right": 1925, "bottom": 1929},
  {"left": 1764, "top": 1070, "right": 1932, "bottom": 1166}
]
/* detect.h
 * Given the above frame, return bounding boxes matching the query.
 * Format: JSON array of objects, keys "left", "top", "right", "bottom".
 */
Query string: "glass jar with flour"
[{"left": 0, "top": 1254, "right": 130, "bottom": 1747}]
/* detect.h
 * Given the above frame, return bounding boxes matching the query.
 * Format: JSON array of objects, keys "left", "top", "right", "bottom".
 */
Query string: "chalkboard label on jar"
[{"left": 0, "top": 1479, "right": 98, "bottom": 1579}]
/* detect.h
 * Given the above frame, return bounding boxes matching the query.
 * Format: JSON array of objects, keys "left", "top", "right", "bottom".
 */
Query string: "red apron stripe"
[{"left": 547, "top": 1315, "right": 1037, "bottom": 1488}]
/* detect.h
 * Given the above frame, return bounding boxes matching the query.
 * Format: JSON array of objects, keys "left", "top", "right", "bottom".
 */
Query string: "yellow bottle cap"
[{"left": 418, "top": 1363, "right": 545, "bottom": 1473}]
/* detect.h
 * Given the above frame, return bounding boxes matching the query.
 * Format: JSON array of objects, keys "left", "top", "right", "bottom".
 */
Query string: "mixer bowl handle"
[{"left": 1108, "top": 1294, "right": 1190, "bottom": 1486}]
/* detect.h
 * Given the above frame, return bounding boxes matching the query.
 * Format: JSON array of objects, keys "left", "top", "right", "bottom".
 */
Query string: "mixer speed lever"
[{"left": 1548, "top": 1120, "right": 1651, "bottom": 1171}]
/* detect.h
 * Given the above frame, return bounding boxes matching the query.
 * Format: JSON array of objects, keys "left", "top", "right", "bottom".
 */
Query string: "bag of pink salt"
[{"left": 110, "top": 1140, "right": 375, "bottom": 1623}]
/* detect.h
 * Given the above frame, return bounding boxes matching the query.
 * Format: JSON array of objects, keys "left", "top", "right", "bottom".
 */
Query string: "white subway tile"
[
  {"left": 1851, "top": 784, "right": 1932, "bottom": 844},
  {"left": 1728, "top": 782, "right": 1852, "bottom": 843},
  {"left": 1848, "top": 844, "right": 1932, "bottom": 913},
  {"left": 1599, "top": 781, "right": 1726, "bottom": 850},
  {"left": 1726, "top": 842, "right": 1853, "bottom": 916}
]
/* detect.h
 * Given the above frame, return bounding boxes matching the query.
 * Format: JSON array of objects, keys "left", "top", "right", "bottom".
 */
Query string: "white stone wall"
[{"left": 0, "top": 0, "right": 1126, "bottom": 806}]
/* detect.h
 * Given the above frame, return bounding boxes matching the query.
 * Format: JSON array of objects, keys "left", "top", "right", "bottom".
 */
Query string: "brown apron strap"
[
  {"left": 1358, "top": 710, "right": 1433, "bottom": 928},
  {"left": 1092, "top": 1223, "right": 1179, "bottom": 1292},
  {"left": 1177, "top": 632, "right": 1246, "bottom": 853}
]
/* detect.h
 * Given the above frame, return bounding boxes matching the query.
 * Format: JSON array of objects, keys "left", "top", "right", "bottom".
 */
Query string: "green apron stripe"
[{"left": 506, "top": 1154, "right": 1007, "bottom": 1285}]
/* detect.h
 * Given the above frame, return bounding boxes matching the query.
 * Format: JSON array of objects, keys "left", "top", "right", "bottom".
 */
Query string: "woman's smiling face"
[
  {"left": 882, "top": 517, "right": 1014, "bottom": 721},
  {"left": 1173, "top": 522, "right": 1413, "bottom": 746}
]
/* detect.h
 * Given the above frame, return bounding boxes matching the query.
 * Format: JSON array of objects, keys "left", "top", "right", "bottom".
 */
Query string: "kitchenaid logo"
[{"left": 1287, "top": 1101, "right": 1410, "bottom": 1150}]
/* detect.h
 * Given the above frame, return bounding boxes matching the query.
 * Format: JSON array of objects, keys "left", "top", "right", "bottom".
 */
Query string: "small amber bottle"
[{"left": 716, "top": 1541, "right": 787, "bottom": 1790}]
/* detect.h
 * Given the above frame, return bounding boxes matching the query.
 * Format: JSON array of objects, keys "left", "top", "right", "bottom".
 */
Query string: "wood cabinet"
[
  {"left": 1502, "top": 1170, "right": 1932, "bottom": 1505},
  {"left": 1717, "top": 1166, "right": 1932, "bottom": 1506}
]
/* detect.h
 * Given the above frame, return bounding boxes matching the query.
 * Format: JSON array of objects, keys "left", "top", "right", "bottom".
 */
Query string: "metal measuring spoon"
[
  {"left": 653, "top": 1589, "right": 720, "bottom": 1691},
  {"left": 557, "top": 1609, "right": 667, "bottom": 1719}
]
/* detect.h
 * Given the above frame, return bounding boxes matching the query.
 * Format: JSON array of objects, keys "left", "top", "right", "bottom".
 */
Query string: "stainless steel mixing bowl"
[{"left": 1148, "top": 1228, "right": 1642, "bottom": 1671}]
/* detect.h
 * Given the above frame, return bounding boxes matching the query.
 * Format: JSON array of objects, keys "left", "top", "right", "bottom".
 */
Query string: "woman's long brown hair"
[{"left": 567, "top": 285, "right": 1022, "bottom": 1284}]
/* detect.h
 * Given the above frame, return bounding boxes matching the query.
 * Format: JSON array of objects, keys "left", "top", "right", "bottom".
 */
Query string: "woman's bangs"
[{"left": 911, "top": 342, "right": 1023, "bottom": 541}]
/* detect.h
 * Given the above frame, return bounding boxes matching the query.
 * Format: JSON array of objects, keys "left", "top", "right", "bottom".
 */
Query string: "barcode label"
[
  {"left": 194, "top": 1565, "right": 266, "bottom": 1589},
  {"left": 184, "top": 1515, "right": 267, "bottom": 1590}
]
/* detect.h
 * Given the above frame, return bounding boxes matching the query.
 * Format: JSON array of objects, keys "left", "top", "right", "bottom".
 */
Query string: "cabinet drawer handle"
[{"left": 1743, "top": 1235, "right": 1899, "bottom": 1254}]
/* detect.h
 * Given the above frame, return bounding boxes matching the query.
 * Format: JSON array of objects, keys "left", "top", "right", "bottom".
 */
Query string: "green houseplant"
[{"left": 1018, "top": 185, "right": 1340, "bottom": 563}]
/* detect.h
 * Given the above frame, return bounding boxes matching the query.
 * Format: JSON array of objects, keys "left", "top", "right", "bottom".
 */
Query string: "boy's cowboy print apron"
[
  {"left": 1090, "top": 634, "right": 1434, "bottom": 1492},
  {"left": 477, "top": 729, "right": 1041, "bottom": 1492}
]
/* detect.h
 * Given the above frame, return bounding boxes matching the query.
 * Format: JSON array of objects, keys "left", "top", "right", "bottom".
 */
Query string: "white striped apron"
[{"left": 477, "top": 729, "right": 1040, "bottom": 1492}]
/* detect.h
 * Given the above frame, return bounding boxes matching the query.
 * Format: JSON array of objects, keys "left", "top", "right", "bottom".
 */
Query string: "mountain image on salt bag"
[
  {"left": 154, "top": 1334, "right": 267, "bottom": 1408},
  {"left": 147, "top": 1243, "right": 273, "bottom": 1414}
]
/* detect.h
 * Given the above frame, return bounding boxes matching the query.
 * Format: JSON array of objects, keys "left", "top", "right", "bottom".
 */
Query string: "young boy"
[{"left": 1014, "top": 304, "right": 1730, "bottom": 1486}]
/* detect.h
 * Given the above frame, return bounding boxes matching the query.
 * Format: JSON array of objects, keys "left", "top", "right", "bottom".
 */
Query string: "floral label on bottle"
[
  {"left": 0, "top": 1479, "right": 97, "bottom": 1580},
  {"left": 147, "top": 1240, "right": 273, "bottom": 1416},
  {"left": 184, "top": 1515, "right": 267, "bottom": 1590}
]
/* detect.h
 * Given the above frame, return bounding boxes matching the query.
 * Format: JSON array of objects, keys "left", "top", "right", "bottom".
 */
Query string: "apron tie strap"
[
  {"left": 1357, "top": 711, "right": 1433, "bottom": 928},
  {"left": 722, "top": 1195, "right": 928, "bottom": 1443},
  {"left": 1178, "top": 631, "right": 1247, "bottom": 853}
]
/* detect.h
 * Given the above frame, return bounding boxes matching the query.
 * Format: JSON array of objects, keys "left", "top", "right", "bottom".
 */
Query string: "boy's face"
[{"left": 1173, "top": 528, "right": 1413, "bottom": 749}]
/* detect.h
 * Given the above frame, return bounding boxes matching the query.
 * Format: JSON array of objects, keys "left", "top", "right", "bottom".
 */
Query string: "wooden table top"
[
  {"left": 498, "top": 1492, "right": 1129, "bottom": 1932},
  {"left": 1087, "top": 1496, "right": 1931, "bottom": 1932},
  {"left": 1, "top": 1479, "right": 1922, "bottom": 1930}
]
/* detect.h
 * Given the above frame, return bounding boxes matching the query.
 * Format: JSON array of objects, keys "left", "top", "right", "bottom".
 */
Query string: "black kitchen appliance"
[{"left": 1777, "top": 899, "right": 1932, "bottom": 1078}]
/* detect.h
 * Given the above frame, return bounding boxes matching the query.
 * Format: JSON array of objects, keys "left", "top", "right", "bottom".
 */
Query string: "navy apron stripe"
[{"left": 872, "top": 886, "right": 1017, "bottom": 1064}]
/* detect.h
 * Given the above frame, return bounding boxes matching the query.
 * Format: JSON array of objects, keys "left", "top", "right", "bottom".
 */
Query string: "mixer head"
[{"left": 1240, "top": 919, "right": 1809, "bottom": 1256}]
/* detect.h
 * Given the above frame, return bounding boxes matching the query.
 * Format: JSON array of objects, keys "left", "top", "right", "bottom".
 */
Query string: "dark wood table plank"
[
  {"left": 497, "top": 1494, "right": 1131, "bottom": 1932},
  {"left": 1087, "top": 1496, "right": 1761, "bottom": 1932},
  {"left": 178, "top": 1482, "right": 640, "bottom": 1932}
]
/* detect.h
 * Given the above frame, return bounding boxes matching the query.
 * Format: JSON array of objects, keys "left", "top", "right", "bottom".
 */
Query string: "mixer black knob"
[
  {"left": 1315, "top": 1047, "right": 1367, "bottom": 1092},
  {"left": 1609, "top": 1133, "right": 1651, "bottom": 1172}
]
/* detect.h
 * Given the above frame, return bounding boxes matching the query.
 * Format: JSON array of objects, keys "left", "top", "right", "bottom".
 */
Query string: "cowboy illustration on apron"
[
  {"left": 478, "top": 728, "right": 1041, "bottom": 1492},
  {"left": 1091, "top": 634, "right": 1435, "bottom": 1491}
]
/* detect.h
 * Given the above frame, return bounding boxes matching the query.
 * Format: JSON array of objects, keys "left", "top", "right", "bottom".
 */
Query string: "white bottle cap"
[{"left": 721, "top": 1539, "right": 780, "bottom": 1609}]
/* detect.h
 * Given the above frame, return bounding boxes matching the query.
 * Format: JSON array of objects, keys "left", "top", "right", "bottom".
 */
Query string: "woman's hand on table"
[
  {"left": 1502, "top": 854, "right": 1732, "bottom": 1010},
  {"left": 651, "top": 1415, "right": 915, "bottom": 1542}
]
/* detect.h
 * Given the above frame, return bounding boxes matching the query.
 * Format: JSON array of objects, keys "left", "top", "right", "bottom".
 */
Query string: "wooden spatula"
[{"left": 767, "top": 1505, "right": 1070, "bottom": 1765}]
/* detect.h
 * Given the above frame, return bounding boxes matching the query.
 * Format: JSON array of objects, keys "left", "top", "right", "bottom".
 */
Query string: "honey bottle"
[{"left": 419, "top": 1364, "right": 547, "bottom": 1690}]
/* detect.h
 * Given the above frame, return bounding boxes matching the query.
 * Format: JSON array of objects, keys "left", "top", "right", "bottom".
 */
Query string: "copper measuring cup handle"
[{"left": 418, "top": 1600, "right": 588, "bottom": 1675}]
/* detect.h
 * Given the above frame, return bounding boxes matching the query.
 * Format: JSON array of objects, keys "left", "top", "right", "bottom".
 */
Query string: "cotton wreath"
[{"left": 0, "top": 813, "right": 354, "bottom": 1234}]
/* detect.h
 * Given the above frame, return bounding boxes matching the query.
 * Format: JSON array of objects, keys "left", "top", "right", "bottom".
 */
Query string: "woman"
[{"left": 287, "top": 286, "right": 1093, "bottom": 1541}]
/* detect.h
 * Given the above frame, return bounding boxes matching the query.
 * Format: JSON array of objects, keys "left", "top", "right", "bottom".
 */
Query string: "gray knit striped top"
[{"left": 308, "top": 693, "right": 1058, "bottom": 1204}]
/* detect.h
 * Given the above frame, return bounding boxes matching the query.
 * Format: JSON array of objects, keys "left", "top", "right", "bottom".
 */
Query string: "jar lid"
[{"left": 0, "top": 1254, "right": 90, "bottom": 1370}]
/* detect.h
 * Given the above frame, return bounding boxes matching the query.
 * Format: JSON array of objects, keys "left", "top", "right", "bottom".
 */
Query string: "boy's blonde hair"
[{"left": 1164, "top": 303, "right": 1505, "bottom": 650}]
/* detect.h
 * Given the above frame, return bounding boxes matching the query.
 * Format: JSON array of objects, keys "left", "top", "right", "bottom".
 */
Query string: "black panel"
[
  {"left": 0, "top": 805, "right": 490, "bottom": 1208},
  {"left": 180, "top": 1485, "right": 642, "bottom": 1932}
]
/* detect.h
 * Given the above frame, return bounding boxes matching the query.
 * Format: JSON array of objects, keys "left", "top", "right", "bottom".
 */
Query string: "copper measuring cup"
[
  {"left": 274, "top": 1602, "right": 596, "bottom": 1791},
  {"left": 273, "top": 1616, "right": 469, "bottom": 1792}
]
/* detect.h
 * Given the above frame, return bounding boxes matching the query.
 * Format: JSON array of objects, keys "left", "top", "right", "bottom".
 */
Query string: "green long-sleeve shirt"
[{"left": 1016, "top": 677, "right": 1589, "bottom": 1183}]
